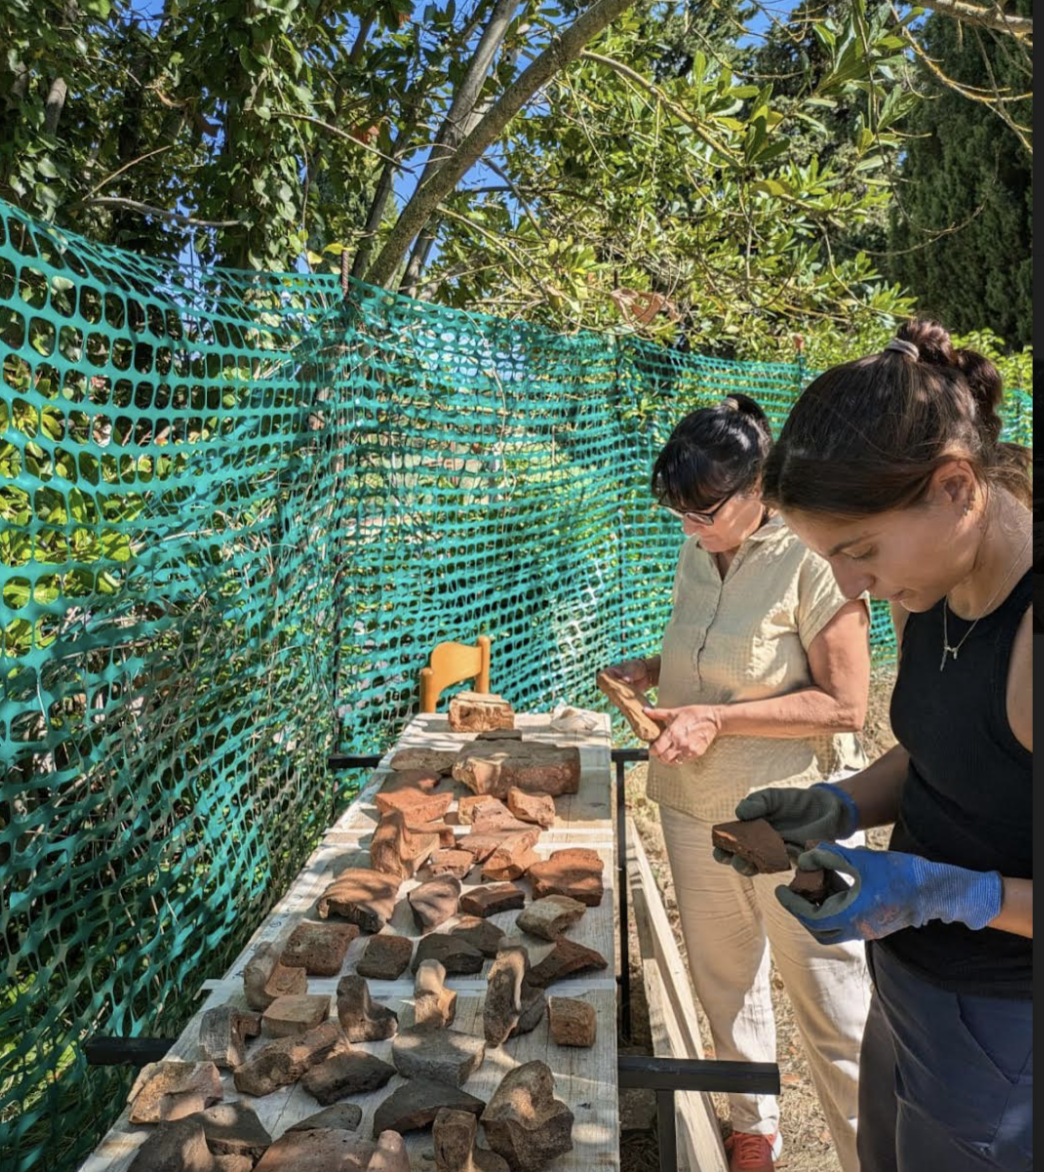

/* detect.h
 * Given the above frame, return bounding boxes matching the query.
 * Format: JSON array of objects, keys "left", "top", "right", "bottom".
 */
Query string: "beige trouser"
[{"left": 659, "top": 803, "right": 871, "bottom": 1172}]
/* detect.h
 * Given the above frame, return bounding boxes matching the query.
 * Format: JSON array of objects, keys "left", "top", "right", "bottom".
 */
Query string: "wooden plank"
[
  {"left": 80, "top": 710, "right": 619, "bottom": 1172},
  {"left": 626, "top": 817, "right": 728, "bottom": 1172}
]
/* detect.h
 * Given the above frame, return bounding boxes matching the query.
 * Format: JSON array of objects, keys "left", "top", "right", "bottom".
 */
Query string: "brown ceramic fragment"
[
  {"left": 336, "top": 974, "right": 398, "bottom": 1042},
  {"left": 390, "top": 748, "right": 459, "bottom": 775},
  {"left": 199, "top": 1005, "right": 262, "bottom": 1069},
  {"left": 374, "top": 787, "right": 454, "bottom": 823},
  {"left": 448, "top": 915, "right": 506, "bottom": 957},
  {"left": 452, "top": 745, "right": 581, "bottom": 798},
  {"left": 475, "top": 728, "right": 523, "bottom": 742},
  {"left": 411, "top": 818, "right": 457, "bottom": 849},
  {"left": 505, "top": 788, "right": 555, "bottom": 829},
  {"left": 459, "top": 883, "right": 525, "bottom": 919},
  {"left": 414, "top": 958, "right": 457, "bottom": 1030},
  {"left": 127, "top": 1060, "right": 223, "bottom": 1123},
  {"left": 456, "top": 833, "right": 509, "bottom": 864},
  {"left": 378, "top": 767, "right": 443, "bottom": 794},
  {"left": 253, "top": 1128, "right": 376, "bottom": 1172},
  {"left": 392, "top": 1026, "right": 486, "bottom": 1087},
  {"left": 373, "top": 1081, "right": 485, "bottom": 1137},
  {"left": 356, "top": 933, "right": 413, "bottom": 980},
  {"left": 484, "top": 946, "right": 529, "bottom": 1047},
  {"left": 788, "top": 867, "right": 831, "bottom": 904},
  {"left": 243, "top": 941, "right": 308, "bottom": 1011},
  {"left": 192, "top": 1101, "right": 273, "bottom": 1161},
  {"left": 370, "top": 809, "right": 440, "bottom": 879},
  {"left": 434, "top": 1108, "right": 511, "bottom": 1172},
  {"left": 481, "top": 1061, "right": 574, "bottom": 1172},
  {"left": 287, "top": 1103, "right": 363, "bottom": 1132},
  {"left": 302, "top": 1050, "right": 396, "bottom": 1104},
  {"left": 458, "top": 795, "right": 511, "bottom": 825},
  {"left": 449, "top": 691, "right": 516, "bottom": 732},
  {"left": 527, "top": 938, "right": 608, "bottom": 989},
  {"left": 711, "top": 818, "right": 791, "bottom": 874},
  {"left": 410, "top": 873, "right": 463, "bottom": 931},
  {"left": 232, "top": 1020, "right": 346, "bottom": 1097},
  {"left": 317, "top": 868, "right": 401, "bottom": 933},
  {"left": 548, "top": 997, "right": 596, "bottom": 1047},
  {"left": 528, "top": 848, "right": 604, "bottom": 907},
  {"left": 516, "top": 895, "right": 586, "bottom": 942},
  {"left": 127, "top": 1118, "right": 215, "bottom": 1172},
  {"left": 595, "top": 670, "right": 664, "bottom": 743},
  {"left": 281, "top": 920, "right": 359, "bottom": 976},
  {"left": 480, "top": 833, "right": 541, "bottom": 883},
  {"left": 427, "top": 849, "right": 476, "bottom": 880},
  {"left": 262, "top": 994, "right": 331, "bottom": 1038},
  {"left": 412, "top": 933, "right": 485, "bottom": 975}
]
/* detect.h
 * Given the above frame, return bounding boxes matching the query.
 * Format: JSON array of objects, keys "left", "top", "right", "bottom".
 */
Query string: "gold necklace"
[{"left": 940, "top": 531, "right": 1031, "bottom": 671}]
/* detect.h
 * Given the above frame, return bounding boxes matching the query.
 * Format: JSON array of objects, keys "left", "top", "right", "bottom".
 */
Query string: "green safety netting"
[{"left": 0, "top": 197, "right": 1032, "bottom": 1171}]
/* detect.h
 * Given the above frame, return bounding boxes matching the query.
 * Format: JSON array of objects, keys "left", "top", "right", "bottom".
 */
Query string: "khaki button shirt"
[{"left": 646, "top": 515, "right": 867, "bottom": 823}]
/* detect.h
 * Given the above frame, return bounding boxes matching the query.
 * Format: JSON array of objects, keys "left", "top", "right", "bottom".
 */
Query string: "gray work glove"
[{"left": 712, "top": 783, "right": 862, "bottom": 876}]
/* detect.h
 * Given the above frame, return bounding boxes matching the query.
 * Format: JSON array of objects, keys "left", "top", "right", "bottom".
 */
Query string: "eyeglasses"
[{"left": 663, "top": 493, "right": 734, "bottom": 526}]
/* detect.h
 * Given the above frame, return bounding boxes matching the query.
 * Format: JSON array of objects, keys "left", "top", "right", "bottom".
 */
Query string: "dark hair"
[
  {"left": 762, "top": 319, "right": 1031, "bottom": 517},
  {"left": 651, "top": 393, "right": 773, "bottom": 510}
]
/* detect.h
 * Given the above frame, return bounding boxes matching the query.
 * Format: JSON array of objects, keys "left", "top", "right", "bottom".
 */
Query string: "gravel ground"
[{"left": 619, "top": 662, "right": 898, "bottom": 1172}]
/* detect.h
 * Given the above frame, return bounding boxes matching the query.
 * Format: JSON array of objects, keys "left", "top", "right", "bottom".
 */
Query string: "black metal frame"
[{"left": 611, "top": 746, "right": 647, "bottom": 1043}]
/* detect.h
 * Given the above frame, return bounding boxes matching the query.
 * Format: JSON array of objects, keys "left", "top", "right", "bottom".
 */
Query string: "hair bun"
[
  {"left": 722, "top": 392, "right": 770, "bottom": 426},
  {"left": 896, "top": 319, "right": 955, "bottom": 366}
]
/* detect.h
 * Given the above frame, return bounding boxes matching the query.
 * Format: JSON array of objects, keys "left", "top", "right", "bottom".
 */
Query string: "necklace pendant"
[{"left": 940, "top": 644, "right": 960, "bottom": 671}]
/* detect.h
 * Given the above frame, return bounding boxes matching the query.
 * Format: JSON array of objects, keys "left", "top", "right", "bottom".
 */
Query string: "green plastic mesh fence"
[{"left": 0, "top": 198, "right": 1032, "bottom": 1171}]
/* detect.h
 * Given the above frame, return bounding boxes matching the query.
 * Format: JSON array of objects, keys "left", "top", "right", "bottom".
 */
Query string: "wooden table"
[{"left": 81, "top": 711, "right": 619, "bottom": 1172}]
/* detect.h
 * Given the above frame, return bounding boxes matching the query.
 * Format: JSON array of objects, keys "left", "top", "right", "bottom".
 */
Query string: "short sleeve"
[{"left": 795, "top": 549, "right": 867, "bottom": 650}]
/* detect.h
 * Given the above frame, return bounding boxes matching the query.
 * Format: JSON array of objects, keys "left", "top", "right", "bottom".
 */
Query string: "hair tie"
[{"left": 885, "top": 337, "right": 919, "bottom": 359}]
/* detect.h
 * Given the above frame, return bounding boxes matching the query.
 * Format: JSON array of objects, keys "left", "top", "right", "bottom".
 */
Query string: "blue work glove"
[
  {"left": 776, "top": 841, "right": 1004, "bottom": 944},
  {"left": 712, "top": 783, "right": 861, "bottom": 876}
]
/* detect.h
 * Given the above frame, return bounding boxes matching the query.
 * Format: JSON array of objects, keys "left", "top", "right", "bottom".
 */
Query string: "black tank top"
[{"left": 883, "top": 567, "right": 1032, "bottom": 997}]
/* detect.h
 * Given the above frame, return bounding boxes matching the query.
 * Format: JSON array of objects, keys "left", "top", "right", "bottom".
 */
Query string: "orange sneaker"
[{"left": 725, "top": 1131, "right": 779, "bottom": 1172}]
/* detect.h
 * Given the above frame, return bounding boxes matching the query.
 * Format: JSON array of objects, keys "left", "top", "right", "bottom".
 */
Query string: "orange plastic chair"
[{"left": 419, "top": 635, "right": 492, "bottom": 714}]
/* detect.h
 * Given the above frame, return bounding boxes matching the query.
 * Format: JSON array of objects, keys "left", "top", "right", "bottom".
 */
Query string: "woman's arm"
[
  {"left": 834, "top": 742, "right": 909, "bottom": 829},
  {"left": 711, "top": 600, "right": 870, "bottom": 738},
  {"left": 989, "top": 877, "right": 1032, "bottom": 938}
]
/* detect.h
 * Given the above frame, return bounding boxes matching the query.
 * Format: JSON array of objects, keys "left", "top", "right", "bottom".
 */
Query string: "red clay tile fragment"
[
  {"left": 281, "top": 920, "right": 359, "bottom": 976},
  {"left": 243, "top": 941, "right": 307, "bottom": 1011},
  {"left": 427, "top": 849, "right": 476, "bottom": 880},
  {"left": 232, "top": 1020, "right": 346, "bottom": 1096},
  {"left": 459, "top": 883, "right": 525, "bottom": 918},
  {"left": 548, "top": 997, "right": 596, "bottom": 1047},
  {"left": 127, "top": 1060, "right": 223, "bottom": 1123},
  {"left": 370, "top": 809, "right": 440, "bottom": 879},
  {"left": 711, "top": 818, "right": 791, "bottom": 873},
  {"left": 527, "top": 848, "right": 604, "bottom": 907},
  {"left": 356, "top": 933, "right": 413, "bottom": 980},
  {"left": 199, "top": 1005, "right": 262, "bottom": 1069},
  {"left": 506, "top": 787, "right": 556, "bottom": 829},
  {"left": 449, "top": 691, "right": 516, "bottom": 733},
  {"left": 261, "top": 994, "right": 331, "bottom": 1038},
  {"left": 452, "top": 745, "right": 581, "bottom": 798},
  {"left": 317, "top": 868, "right": 401, "bottom": 933},
  {"left": 526, "top": 938, "right": 608, "bottom": 989},
  {"left": 409, "top": 874, "right": 463, "bottom": 931}
]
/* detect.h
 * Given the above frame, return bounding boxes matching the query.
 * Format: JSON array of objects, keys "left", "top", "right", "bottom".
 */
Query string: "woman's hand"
[
  {"left": 776, "top": 841, "right": 1003, "bottom": 944},
  {"left": 644, "top": 705, "right": 722, "bottom": 764},
  {"left": 601, "top": 658, "right": 655, "bottom": 692}
]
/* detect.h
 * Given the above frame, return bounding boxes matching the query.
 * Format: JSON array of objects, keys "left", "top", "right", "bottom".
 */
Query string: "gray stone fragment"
[
  {"left": 374, "top": 1081, "right": 486, "bottom": 1137},
  {"left": 336, "top": 974, "right": 398, "bottom": 1042},
  {"left": 302, "top": 1050, "right": 396, "bottom": 1105},
  {"left": 192, "top": 1101, "right": 272, "bottom": 1160},
  {"left": 481, "top": 1061, "right": 574, "bottom": 1171},
  {"left": 287, "top": 1102, "right": 364, "bottom": 1132},
  {"left": 199, "top": 1005, "right": 262, "bottom": 1069},
  {"left": 128, "top": 1118, "right": 215, "bottom": 1172},
  {"left": 392, "top": 1026, "right": 486, "bottom": 1087}
]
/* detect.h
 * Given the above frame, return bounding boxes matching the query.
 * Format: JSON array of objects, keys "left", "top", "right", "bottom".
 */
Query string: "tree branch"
[
  {"left": 364, "top": 0, "right": 637, "bottom": 288},
  {"left": 917, "top": 0, "right": 1032, "bottom": 38},
  {"left": 266, "top": 111, "right": 410, "bottom": 169},
  {"left": 84, "top": 197, "right": 244, "bottom": 227}
]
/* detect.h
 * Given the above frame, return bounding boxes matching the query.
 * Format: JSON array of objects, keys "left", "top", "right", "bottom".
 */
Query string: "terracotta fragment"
[
  {"left": 528, "top": 848, "right": 604, "bottom": 907},
  {"left": 288, "top": 1103, "right": 363, "bottom": 1132},
  {"left": 516, "top": 895, "right": 586, "bottom": 942},
  {"left": 412, "top": 933, "right": 485, "bottom": 975},
  {"left": 433, "top": 1107, "right": 511, "bottom": 1172},
  {"left": 475, "top": 728, "right": 523, "bottom": 742},
  {"left": 548, "top": 997, "right": 596, "bottom": 1047},
  {"left": 480, "top": 833, "right": 541, "bottom": 883},
  {"left": 481, "top": 1061, "right": 574, "bottom": 1171},
  {"left": 447, "top": 915, "right": 506, "bottom": 957},
  {"left": 127, "top": 1118, "right": 215, "bottom": 1172},
  {"left": 595, "top": 670, "right": 664, "bottom": 743},
  {"left": 457, "top": 795, "right": 511, "bottom": 825},
  {"left": 788, "top": 867, "right": 831, "bottom": 904},
  {"left": 711, "top": 818, "right": 791, "bottom": 874},
  {"left": 336, "top": 974, "right": 398, "bottom": 1042},
  {"left": 452, "top": 745, "right": 581, "bottom": 799},
  {"left": 526, "top": 938, "right": 608, "bottom": 989},
  {"left": 414, "top": 958, "right": 457, "bottom": 1030},
  {"left": 459, "top": 883, "right": 525, "bottom": 919},
  {"left": 243, "top": 941, "right": 308, "bottom": 1011},
  {"left": 261, "top": 994, "right": 331, "bottom": 1038},
  {"left": 410, "top": 818, "right": 457, "bottom": 849},
  {"left": 370, "top": 809, "right": 440, "bottom": 879},
  {"left": 390, "top": 748, "right": 459, "bottom": 775},
  {"left": 199, "top": 1005, "right": 262, "bottom": 1069},
  {"left": 374, "top": 787, "right": 454, "bottom": 823},
  {"left": 127, "top": 1060, "right": 223, "bottom": 1123},
  {"left": 427, "top": 849, "right": 476, "bottom": 880},
  {"left": 505, "top": 788, "right": 555, "bottom": 830},
  {"left": 448, "top": 691, "right": 516, "bottom": 732},
  {"left": 410, "top": 873, "right": 463, "bottom": 931},
  {"left": 192, "top": 1101, "right": 272, "bottom": 1161},
  {"left": 356, "top": 933, "right": 413, "bottom": 980},
  {"left": 455, "top": 833, "right": 510, "bottom": 864},
  {"left": 317, "top": 868, "right": 401, "bottom": 933},
  {"left": 373, "top": 1081, "right": 485, "bottom": 1137},
  {"left": 253, "top": 1128, "right": 376, "bottom": 1172},
  {"left": 302, "top": 1050, "right": 396, "bottom": 1104},
  {"left": 392, "top": 1025, "right": 486, "bottom": 1087},
  {"left": 378, "top": 767, "right": 442, "bottom": 794},
  {"left": 483, "top": 946, "right": 529, "bottom": 1047},
  {"left": 232, "top": 1020, "right": 346, "bottom": 1097},
  {"left": 281, "top": 920, "right": 359, "bottom": 977}
]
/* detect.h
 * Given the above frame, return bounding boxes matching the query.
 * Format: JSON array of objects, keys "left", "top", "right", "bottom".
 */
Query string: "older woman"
[
  {"left": 602, "top": 394, "right": 871, "bottom": 1172},
  {"left": 734, "top": 321, "right": 1032, "bottom": 1171}
]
